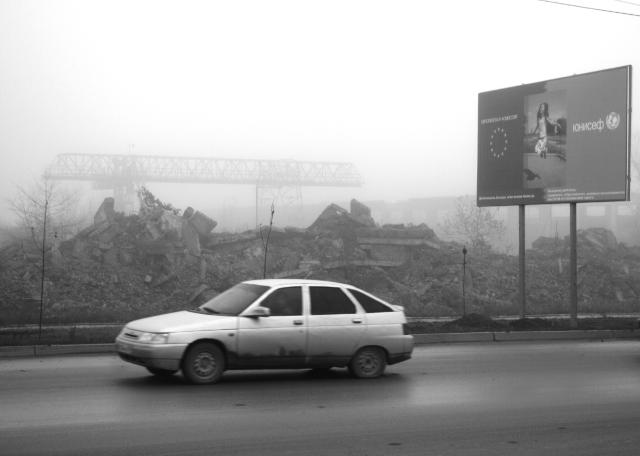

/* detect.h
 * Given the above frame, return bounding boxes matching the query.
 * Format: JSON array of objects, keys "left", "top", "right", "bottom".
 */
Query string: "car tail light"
[{"left": 402, "top": 323, "right": 410, "bottom": 335}]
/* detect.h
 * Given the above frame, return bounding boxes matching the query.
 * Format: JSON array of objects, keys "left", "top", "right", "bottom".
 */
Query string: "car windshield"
[{"left": 198, "top": 283, "right": 269, "bottom": 316}]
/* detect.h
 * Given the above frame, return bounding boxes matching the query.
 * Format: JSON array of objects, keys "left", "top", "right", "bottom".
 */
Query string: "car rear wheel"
[
  {"left": 348, "top": 347, "right": 386, "bottom": 379},
  {"left": 182, "top": 342, "right": 226, "bottom": 384},
  {"left": 146, "top": 367, "right": 177, "bottom": 377}
]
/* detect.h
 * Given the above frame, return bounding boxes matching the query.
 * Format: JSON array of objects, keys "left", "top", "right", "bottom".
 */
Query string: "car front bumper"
[{"left": 116, "top": 336, "right": 187, "bottom": 371}]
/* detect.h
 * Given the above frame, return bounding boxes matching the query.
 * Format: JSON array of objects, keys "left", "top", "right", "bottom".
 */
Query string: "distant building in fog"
[{"left": 366, "top": 196, "right": 640, "bottom": 252}]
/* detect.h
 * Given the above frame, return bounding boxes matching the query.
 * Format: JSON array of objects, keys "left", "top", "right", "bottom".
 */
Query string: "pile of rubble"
[{"left": 1, "top": 196, "right": 640, "bottom": 325}]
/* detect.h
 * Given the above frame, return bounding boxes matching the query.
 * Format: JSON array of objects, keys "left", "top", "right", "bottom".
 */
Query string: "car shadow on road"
[{"left": 115, "top": 368, "right": 409, "bottom": 389}]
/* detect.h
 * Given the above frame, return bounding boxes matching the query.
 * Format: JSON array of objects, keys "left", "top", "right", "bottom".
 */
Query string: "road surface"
[{"left": 1, "top": 340, "right": 639, "bottom": 455}]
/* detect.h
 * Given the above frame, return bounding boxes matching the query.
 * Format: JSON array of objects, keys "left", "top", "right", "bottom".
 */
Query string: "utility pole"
[
  {"left": 260, "top": 201, "right": 275, "bottom": 279},
  {"left": 519, "top": 204, "right": 526, "bottom": 318},
  {"left": 38, "top": 191, "right": 49, "bottom": 347},
  {"left": 462, "top": 246, "right": 467, "bottom": 316}
]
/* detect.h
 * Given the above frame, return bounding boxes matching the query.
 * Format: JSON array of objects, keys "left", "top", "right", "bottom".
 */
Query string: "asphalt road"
[{"left": 1, "top": 340, "right": 639, "bottom": 455}]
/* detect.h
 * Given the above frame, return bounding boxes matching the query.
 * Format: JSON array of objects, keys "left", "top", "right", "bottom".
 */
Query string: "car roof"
[{"left": 242, "top": 279, "right": 357, "bottom": 288}]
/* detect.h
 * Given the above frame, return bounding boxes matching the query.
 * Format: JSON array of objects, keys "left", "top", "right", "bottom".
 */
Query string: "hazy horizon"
[{"left": 1, "top": 0, "right": 639, "bottom": 227}]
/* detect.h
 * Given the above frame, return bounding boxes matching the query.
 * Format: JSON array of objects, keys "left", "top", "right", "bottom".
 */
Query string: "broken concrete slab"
[
  {"left": 135, "top": 239, "right": 175, "bottom": 255},
  {"left": 71, "top": 238, "right": 88, "bottom": 259},
  {"left": 183, "top": 207, "right": 195, "bottom": 219},
  {"left": 94, "top": 197, "right": 116, "bottom": 225},
  {"left": 350, "top": 199, "right": 375, "bottom": 227},
  {"left": 579, "top": 228, "right": 619, "bottom": 253},
  {"left": 204, "top": 232, "right": 259, "bottom": 250},
  {"left": 357, "top": 237, "right": 441, "bottom": 248},
  {"left": 187, "top": 210, "right": 217, "bottom": 236},
  {"left": 159, "top": 212, "right": 184, "bottom": 239},
  {"left": 182, "top": 220, "right": 201, "bottom": 257},
  {"left": 357, "top": 225, "right": 437, "bottom": 240},
  {"left": 97, "top": 224, "right": 119, "bottom": 244},
  {"left": 308, "top": 203, "right": 373, "bottom": 231},
  {"left": 145, "top": 221, "right": 163, "bottom": 240}
]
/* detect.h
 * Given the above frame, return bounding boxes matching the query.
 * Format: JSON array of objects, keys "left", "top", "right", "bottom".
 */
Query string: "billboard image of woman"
[{"left": 522, "top": 90, "right": 567, "bottom": 190}]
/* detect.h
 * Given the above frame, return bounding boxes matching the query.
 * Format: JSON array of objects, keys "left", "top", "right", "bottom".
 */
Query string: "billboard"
[{"left": 477, "top": 66, "right": 631, "bottom": 206}]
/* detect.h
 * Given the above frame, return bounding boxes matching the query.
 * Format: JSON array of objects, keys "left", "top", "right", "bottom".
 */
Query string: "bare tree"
[
  {"left": 137, "top": 185, "right": 181, "bottom": 215},
  {"left": 440, "top": 195, "right": 506, "bottom": 251},
  {"left": 259, "top": 201, "right": 275, "bottom": 279},
  {"left": 8, "top": 178, "right": 83, "bottom": 248}
]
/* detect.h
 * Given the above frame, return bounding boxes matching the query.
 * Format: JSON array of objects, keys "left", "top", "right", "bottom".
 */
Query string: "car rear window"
[
  {"left": 348, "top": 289, "right": 393, "bottom": 313},
  {"left": 310, "top": 286, "right": 356, "bottom": 315}
]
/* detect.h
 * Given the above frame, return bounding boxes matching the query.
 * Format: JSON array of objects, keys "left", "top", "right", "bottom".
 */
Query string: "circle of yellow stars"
[{"left": 489, "top": 127, "right": 508, "bottom": 159}]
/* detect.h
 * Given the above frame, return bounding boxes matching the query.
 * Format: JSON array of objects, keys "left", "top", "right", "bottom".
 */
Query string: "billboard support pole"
[
  {"left": 519, "top": 204, "right": 526, "bottom": 318},
  {"left": 569, "top": 203, "right": 578, "bottom": 328}
]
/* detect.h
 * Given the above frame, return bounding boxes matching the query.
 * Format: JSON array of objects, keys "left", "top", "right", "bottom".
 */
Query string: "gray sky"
[{"left": 1, "top": 0, "right": 639, "bottom": 222}]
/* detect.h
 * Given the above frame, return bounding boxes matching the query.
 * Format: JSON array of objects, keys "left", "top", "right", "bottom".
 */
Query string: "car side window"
[
  {"left": 310, "top": 287, "right": 356, "bottom": 315},
  {"left": 260, "top": 287, "right": 302, "bottom": 316},
  {"left": 348, "top": 289, "right": 393, "bottom": 313}
]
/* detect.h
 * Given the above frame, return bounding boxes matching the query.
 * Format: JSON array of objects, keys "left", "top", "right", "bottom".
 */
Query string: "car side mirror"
[{"left": 243, "top": 306, "right": 271, "bottom": 318}]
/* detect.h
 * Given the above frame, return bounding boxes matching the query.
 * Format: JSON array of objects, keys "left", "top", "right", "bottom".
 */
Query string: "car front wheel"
[
  {"left": 349, "top": 347, "right": 387, "bottom": 379},
  {"left": 182, "top": 342, "right": 226, "bottom": 384}
]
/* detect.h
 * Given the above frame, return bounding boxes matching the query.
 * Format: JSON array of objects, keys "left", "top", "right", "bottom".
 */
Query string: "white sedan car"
[{"left": 116, "top": 279, "right": 414, "bottom": 384}]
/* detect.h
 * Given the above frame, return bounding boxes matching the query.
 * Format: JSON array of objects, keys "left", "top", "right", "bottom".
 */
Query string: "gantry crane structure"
[{"left": 44, "top": 153, "right": 362, "bottom": 218}]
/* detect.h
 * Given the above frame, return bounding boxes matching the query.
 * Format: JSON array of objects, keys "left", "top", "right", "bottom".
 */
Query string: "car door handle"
[
  {"left": 352, "top": 318, "right": 363, "bottom": 324},
  {"left": 293, "top": 320, "right": 304, "bottom": 325}
]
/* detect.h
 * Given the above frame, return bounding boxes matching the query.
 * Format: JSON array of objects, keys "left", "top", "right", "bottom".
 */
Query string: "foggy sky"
[{"left": 1, "top": 0, "right": 639, "bottom": 224}]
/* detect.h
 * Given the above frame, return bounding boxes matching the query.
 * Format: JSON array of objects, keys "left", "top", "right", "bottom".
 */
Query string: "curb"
[
  {"left": 413, "top": 332, "right": 495, "bottom": 344},
  {"left": 413, "top": 329, "right": 640, "bottom": 344},
  {"left": 0, "top": 343, "right": 115, "bottom": 358},
  {"left": 1, "top": 330, "right": 638, "bottom": 359}
]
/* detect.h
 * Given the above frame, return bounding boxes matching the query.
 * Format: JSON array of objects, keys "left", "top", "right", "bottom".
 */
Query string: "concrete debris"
[
  {"left": 205, "top": 231, "right": 258, "bottom": 248},
  {"left": 308, "top": 203, "right": 372, "bottom": 231},
  {"left": 182, "top": 221, "right": 201, "bottom": 257},
  {"left": 1, "top": 196, "right": 639, "bottom": 327},
  {"left": 185, "top": 209, "right": 217, "bottom": 236},
  {"left": 183, "top": 207, "right": 195, "bottom": 219},
  {"left": 93, "top": 197, "right": 116, "bottom": 225},
  {"left": 159, "top": 212, "right": 184, "bottom": 239},
  {"left": 350, "top": 199, "right": 376, "bottom": 227}
]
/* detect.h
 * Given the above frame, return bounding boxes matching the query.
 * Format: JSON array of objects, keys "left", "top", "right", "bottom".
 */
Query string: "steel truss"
[{"left": 44, "top": 153, "right": 362, "bottom": 187}]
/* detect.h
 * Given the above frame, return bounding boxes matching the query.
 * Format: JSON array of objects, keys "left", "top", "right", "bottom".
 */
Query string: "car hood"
[{"left": 126, "top": 310, "right": 236, "bottom": 333}]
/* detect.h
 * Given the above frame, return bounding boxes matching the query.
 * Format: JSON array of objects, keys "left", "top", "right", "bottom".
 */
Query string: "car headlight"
[{"left": 137, "top": 332, "right": 170, "bottom": 344}]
